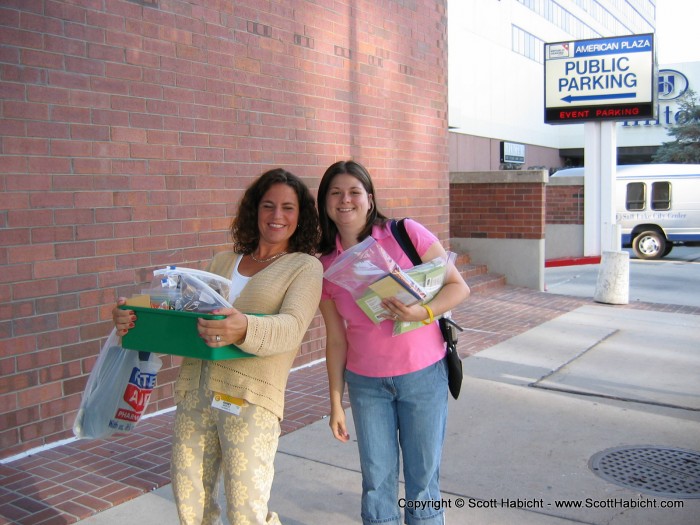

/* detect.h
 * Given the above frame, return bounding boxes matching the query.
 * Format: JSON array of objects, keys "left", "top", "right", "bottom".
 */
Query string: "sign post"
[{"left": 544, "top": 34, "right": 655, "bottom": 304}]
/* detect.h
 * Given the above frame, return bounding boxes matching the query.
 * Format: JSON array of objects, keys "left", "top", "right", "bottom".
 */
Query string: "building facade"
[{"left": 449, "top": 0, "right": 698, "bottom": 171}]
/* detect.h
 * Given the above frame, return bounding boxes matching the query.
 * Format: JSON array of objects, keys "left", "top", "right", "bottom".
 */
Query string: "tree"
[{"left": 652, "top": 89, "right": 700, "bottom": 163}]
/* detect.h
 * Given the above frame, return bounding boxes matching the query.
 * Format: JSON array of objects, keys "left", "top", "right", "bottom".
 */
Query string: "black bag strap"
[{"left": 390, "top": 218, "right": 422, "bottom": 266}]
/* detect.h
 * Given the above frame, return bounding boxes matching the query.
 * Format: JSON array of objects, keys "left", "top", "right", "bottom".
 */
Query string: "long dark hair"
[
  {"left": 231, "top": 168, "right": 320, "bottom": 255},
  {"left": 317, "top": 160, "right": 388, "bottom": 255}
]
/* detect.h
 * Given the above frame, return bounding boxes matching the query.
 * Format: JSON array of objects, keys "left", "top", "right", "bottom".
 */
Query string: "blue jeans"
[{"left": 345, "top": 359, "right": 448, "bottom": 525}]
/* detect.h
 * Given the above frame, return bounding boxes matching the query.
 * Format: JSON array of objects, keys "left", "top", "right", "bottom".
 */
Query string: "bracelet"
[{"left": 421, "top": 304, "right": 435, "bottom": 325}]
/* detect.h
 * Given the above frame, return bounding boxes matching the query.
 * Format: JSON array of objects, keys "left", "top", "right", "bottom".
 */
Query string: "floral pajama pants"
[{"left": 171, "top": 381, "right": 282, "bottom": 525}]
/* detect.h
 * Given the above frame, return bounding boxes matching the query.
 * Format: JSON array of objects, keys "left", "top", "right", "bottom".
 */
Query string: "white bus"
[{"left": 551, "top": 164, "right": 700, "bottom": 260}]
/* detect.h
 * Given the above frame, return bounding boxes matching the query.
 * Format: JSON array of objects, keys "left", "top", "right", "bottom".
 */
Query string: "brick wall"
[
  {"left": 546, "top": 184, "right": 584, "bottom": 225},
  {"left": 450, "top": 182, "right": 546, "bottom": 239},
  {"left": 0, "top": 0, "right": 448, "bottom": 459}
]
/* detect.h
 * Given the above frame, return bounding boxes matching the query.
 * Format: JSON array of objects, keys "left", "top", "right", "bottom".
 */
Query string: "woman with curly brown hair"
[{"left": 113, "top": 168, "right": 323, "bottom": 525}]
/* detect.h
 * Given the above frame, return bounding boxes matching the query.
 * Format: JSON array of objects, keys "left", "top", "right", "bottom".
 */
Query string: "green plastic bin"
[{"left": 119, "top": 305, "right": 253, "bottom": 360}]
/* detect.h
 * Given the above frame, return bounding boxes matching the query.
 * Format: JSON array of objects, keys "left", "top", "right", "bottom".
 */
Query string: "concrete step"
[
  {"left": 454, "top": 252, "right": 472, "bottom": 266},
  {"left": 464, "top": 271, "right": 507, "bottom": 293},
  {"left": 454, "top": 254, "right": 507, "bottom": 294},
  {"left": 459, "top": 262, "right": 488, "bottom": 280}
]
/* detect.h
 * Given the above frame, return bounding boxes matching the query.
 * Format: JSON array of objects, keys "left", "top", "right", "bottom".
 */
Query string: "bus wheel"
[{"left": 632, "top": 230, "right": 666, "bottom": 260}]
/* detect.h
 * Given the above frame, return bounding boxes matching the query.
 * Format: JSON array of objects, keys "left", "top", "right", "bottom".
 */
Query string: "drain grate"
[{"left": 589, "top": 445, "right": 700, "bottom": 499}]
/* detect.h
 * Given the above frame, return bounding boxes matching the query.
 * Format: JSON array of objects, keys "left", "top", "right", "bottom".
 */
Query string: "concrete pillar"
[{"left": 594, "top": 251, "right": 630, "bottom": 305}]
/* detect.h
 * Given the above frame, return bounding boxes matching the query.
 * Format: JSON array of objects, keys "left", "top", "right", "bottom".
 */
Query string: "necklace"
[{"left": 250, "top": 250, "right": 287, "bottom": 263}]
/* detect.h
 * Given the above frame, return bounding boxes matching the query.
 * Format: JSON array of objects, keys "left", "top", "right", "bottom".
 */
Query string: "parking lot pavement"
[{"left": 545, "top": 247, "right": 700, "bottom": 308}]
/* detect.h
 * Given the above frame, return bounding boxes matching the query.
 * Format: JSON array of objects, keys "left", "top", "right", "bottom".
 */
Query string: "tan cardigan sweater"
[{"left": 174, "top": 251, "right": 323, "bottom": 420}]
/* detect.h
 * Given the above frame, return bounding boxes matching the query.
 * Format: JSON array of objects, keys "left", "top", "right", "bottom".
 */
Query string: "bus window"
[
  {"left": 626, "top": 182, "right": 646, "bottom": 211},
  {"left": 651, "top": 181, "right": 671, "bottom": 210}
]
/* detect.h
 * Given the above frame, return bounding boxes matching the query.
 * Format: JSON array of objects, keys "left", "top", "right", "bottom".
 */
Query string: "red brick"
[
  {"left": 95, "top": 238, "right": 134, "bottom": 256},
  {"left": 61, "top": 340, "right": 100, "bottom": 366},
  {"left": 75, "top": 224, "right": 114, "bottom": 241},
  {"left": 51, "top": 104, "right": 91, "bottom": 123},
  {"left": 125, "top": 18, "right": 160, "bottom": 40},
  {"left": 54, "top": 209, "right": 95, "bottom": 226},
  {"left": 12, "top": 279, "right": 58, "bottom": 300},
  {"left": 110, "top": 95, "right": 146, "bottom": 112},
  {"left": 114, "top": 221, "right": 149, "bottom": 238},
  {"left": 8, "top": 243, "right": 54, "bottom": 264},
  {"left": 21, "top": 49, "right": 64, "bottom": 69},
  {"left": 89, "top": 109, "right": 129, "bottom": 128},
  {"left": 105, "top": 62, "right": 142, "bottom": 81},
  {"left": 87, "top": 9, "right": 126, "bottom": 32},
  {"left": 78, "top": 320, "right": 112, "bottom": 343},
  {"left": 130, "top": 112, "right": 165, "bottom": 130},
  {"left": 0, "top": 224, "right": 31, "bottom": 245},
  {"left": 7, "top": 207, "right": 53, "bottom": 226},
  {"left": 50, "top": 139, "right": 92, "bottom": 157},
  {"left": 129, "top": 143, "right": 164, "bottom": 159},
  {"left": 27, "top": 86, "right": 70, "bottom": 105},
  {"left": 134, "top": 236, "right": 167, "bottom": 252},
  {"left": 0, "top": 81, "right": 25, "bottom": 101},
  {"left": 3, "top": 100, "right": 49, "bottom": 120},
  {"left": 54, "top": 241, "right": 95, "bottom": 260},
  {"left": 110, "top": 126, "right": 146, "bottom": 143},
  {"left": 17, "top": 348, "right": 60, "bottom": 372},
  {"left": 0, "top": 406, "right": 40, "bottom": 431},
  {"left": 72, "top": 158, "right": 112, "bottom": 174},
  {"left": 0, "top": 358, "right": 18, "bottom": 376},
  {"left": 43, "top": 33, "right": 87, "bottom": 57},
  {"left": 2, "top": 137, "right": 49, "bottom": 155},
  {"left": 19, "top": 414, "right": 64, "bottom": 440},
  {"left": 105, "top": 29, "right": 143, "bottom": 51},
  {"left": 0, "top": 26, "right": 43, "bottom": 49},
  {"left": 0, "top": 371, "right": 38, "bottom": 395},
  {"left": 26, "top": 120, "right": 70, "bottom": 139},
  {"left": 91, "top": 141, "right": 129, "bottom": 158},
  {"left": 87, "top": 41, "right": 125, "bottom": 62},
  {"left": 91, "top": 76, "right": 131, "bottom": 95},
  {"left": 15, "top": 313, "right": 59, "bottom": 340},
  {"left": 71, "top": 124, "right": 109, "bottom": 141}
]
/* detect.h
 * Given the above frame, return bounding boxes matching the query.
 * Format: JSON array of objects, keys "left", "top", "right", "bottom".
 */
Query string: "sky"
[{"left": 655, "top": 0, "right": 700, "bottom": 63}]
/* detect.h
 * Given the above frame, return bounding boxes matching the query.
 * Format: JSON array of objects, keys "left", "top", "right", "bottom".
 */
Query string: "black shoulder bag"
[{"left": 389, "top": 219, "right": 464, "bottom": 399}]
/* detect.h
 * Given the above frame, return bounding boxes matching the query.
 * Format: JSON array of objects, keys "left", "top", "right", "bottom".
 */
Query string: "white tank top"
[{"left": 229, "top": 254, "right": 251, "bottom": 303}]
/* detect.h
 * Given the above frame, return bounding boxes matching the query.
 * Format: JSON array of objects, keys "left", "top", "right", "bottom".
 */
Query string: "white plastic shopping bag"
[{"left": 73, "top": 328, "right": 162, "bottom": 439}]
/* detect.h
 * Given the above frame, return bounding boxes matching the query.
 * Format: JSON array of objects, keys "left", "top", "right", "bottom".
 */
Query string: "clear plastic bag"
[
  {"left": 147, "top": 266, "right": 233, "bottom": 311},
  {"left": 324, "top": 237, "right": 402, "bottom": 299},
  {"left": 73, "top": 328, "right": 162, "bottom": 439},
  {"left": 324, "top": 237, "right": 429, "bottom": 323}
]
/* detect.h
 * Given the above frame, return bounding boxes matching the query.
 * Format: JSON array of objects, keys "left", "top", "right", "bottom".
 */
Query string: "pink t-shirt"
[{"left": 320, "top": 219, "right": 446, "bottom": 377}]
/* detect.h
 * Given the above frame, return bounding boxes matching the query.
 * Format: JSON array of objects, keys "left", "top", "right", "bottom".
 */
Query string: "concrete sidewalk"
[{"left": 79, "top": 305, "right": 700, "bottom": 525}]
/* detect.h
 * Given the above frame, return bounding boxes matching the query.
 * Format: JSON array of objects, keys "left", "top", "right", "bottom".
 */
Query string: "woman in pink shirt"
[{"left": 317, "top": 160, "right": 470, "bottom": 525}]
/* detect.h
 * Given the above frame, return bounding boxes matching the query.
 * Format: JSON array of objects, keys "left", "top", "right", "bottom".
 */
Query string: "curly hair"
[
  {"left": 317, "top": 160, "right": 388, "bottom": 255},
  {"left": 230, "top": 168, "right": 320, "bottom": 255}
]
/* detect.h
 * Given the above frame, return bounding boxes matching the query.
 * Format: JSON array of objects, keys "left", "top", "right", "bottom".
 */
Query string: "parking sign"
[{"left": 544, "top": 34, "right": 656, "bottom": 124}]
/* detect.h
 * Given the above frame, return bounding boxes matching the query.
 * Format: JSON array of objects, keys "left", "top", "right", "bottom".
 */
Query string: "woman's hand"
[
  {"left": 197, "top": 307, "right": 248, "bottom": 347},
  {"left": 379, "top": 297, "right": 431, "bottom": 323},
  {"left": 329, "top": 406, "right": 350, "bottom": 443},
  {"left": 113, "top": 297, "right": 135, "bottom": 336}
]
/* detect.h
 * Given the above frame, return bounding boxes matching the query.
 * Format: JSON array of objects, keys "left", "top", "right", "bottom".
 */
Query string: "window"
[
  {"left": 651, "top": 181, "right": 671, "bottom": 210},
  {"left": 625, "top": 182, "right": 646, "bottom": 211},
  {"left": 512, "top": 25, "right": 544, "bottom": 63}
]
